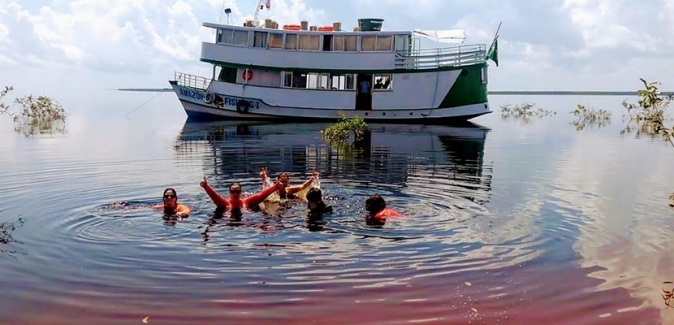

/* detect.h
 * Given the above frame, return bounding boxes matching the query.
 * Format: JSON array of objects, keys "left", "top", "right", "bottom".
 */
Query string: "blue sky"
[{"left": 1, "top": 0, "right": 673, "bottom": 96}]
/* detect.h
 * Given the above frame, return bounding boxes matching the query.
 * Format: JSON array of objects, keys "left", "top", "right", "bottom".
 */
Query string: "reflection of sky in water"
[{"left": 1, "top": 92, "right": 673, "bottom": 324}]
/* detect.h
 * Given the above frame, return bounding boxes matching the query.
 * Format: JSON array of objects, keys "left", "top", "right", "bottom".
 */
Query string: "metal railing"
[
  {"left": 394, "top": 44, "right": 486, "bottom": 70},
  {"left": 174, "top": 71, "right": 212, "bottom": 90}
]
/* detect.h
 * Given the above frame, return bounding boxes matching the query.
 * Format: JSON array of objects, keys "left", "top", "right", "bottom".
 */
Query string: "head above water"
[
  {"left": 163, "top": 188, "right": 178, "bottom": 208},
  {"left": 229, "top": 183, "right": 242, "bottom": 199},
  {"left": 277, "top": 172, "right": 289, "bottom": 192},
  {"left": 306, "top": 187, "right": 323, "bottom": 209},
  {"left": 365, "top": 194, "right": 386, "bottom": 215}
]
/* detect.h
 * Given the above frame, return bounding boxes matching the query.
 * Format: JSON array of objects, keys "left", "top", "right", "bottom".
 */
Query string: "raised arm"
[
  {"left": 288, "top": 170, "right": 319, "bottom": 194},
  {"left": 259, "top": 167, "right": 274, "bottom": 189},
  {"left": 245, "top": 181, "right": 279, "bottom": 206},
  {"left": 200, "top": 177, "right": 230, "bottom": 208}
]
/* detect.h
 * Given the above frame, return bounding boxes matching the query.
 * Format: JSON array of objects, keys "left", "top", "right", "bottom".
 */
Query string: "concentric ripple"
[{"left": 1, "top": 117, "right": 671, "bottom": 325}]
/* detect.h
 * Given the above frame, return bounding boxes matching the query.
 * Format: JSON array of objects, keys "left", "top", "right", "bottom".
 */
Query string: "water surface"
[{"left": 1, "top": 93, "right": 673, "bottom": 324}]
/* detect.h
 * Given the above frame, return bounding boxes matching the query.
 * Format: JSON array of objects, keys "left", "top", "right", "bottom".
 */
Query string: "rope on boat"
[{"left": 124, "top": 91, "right": 164, "bottom": 119}]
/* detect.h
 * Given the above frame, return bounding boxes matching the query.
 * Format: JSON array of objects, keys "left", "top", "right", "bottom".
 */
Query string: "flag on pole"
[
  {"left": 265, "top": 0, "right": 271, "bottom": 9},
  {"left": 487, "top": 36, "right": 498, "bottom": 67}
]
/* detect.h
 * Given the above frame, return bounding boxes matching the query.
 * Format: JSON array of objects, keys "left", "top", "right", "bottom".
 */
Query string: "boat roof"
[{"left": 203, "top": 22, "right": 467, "bottom": 43}]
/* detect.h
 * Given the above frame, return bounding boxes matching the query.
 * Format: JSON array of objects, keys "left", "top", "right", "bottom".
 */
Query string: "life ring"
[
  {"left": 204, "top": 92, "right": 214, "bottom": 104},
  {"left": 317, "top": 26, "right": 333, "bottom": 32},
  {"left": 236, "top": 100, "right": 250, "bottom": 113},
  {"left": 242, "top": 69, "right": 253, "bottom": 81}
]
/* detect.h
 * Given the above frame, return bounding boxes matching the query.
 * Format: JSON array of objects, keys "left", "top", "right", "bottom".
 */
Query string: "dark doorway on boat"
[
  {"left": 355, "top": 74, "right": 372, "bottom": 110},
  {"left": 322, "top": 35, "right": 332, "bottom": 51}
]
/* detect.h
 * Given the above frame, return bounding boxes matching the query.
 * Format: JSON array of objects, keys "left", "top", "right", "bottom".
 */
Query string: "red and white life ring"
[{"left": 242, "top": 69, "right": 253, "bottom": 81}]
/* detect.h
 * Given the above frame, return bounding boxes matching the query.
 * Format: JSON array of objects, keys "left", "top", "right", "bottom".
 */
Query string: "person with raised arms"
[
  {"left": 259, "top": 167, "right": 319, "bottom": 200},
  {"left": 200, "top": 176, "right": 281, "bottom": 211}
]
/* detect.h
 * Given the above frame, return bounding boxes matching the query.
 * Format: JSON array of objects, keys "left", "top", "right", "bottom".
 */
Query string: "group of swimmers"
[{"left": 158, "top": 167, "right": 401, "bottom": 225}]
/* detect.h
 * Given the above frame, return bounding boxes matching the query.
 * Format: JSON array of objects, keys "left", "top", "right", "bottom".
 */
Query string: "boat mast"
[{"left": 253, "top": 0, "right": 265, "bottom": 25}]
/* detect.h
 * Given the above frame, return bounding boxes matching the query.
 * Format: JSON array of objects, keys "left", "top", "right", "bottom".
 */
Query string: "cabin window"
[
  {"left": 298, "top": 34, "right": 320, "bottom": 50},
  {"left": 481, "top": 66, "right": 488, "bottom": 84},
  {"left": 344, "top": 35, "right": 357, "bottom": 51},
  {"left": 319, "top": 74, "right": 329, "bottom": 89},
  {"left": 361, "top": 36, "right": 376, "bottom": 51},
  {"left": 373, "top": 74, "right": 392, "bottom": 90},
  {"left": 285, "top": 34, "right": 298, "bottom": 50},
  {"left": 268, "top": 33, "right": 283, "bottom": 49},
  {"left": 333, "top": 35, "right": 345, "bottom": 51},
  {"left": 218, "top": 29, "right": 234, "bottom": 43},
  {"left": 217, "top": 66, "right": 238, "bottom": 83},
  {"left": 305, "top": 73, "right": 330, "bottom": 89},
  {"left": 330, "top": 74, "right": 355, "bottom": 90},
  {"left": 281, "top": 71, "right": 293, "bottom": 87},
  {"left": 395, "top": 34, "right": 408, "bottom": 52},
  {"left": 375, "top": 35, "right": 393, "bottom": 51},
  {"left": 254, "top": 31, "right": 268, "bottom": 47},
  {"left": 292, "top": 72, "right": 307, "bottom": 88},
  {"left": 232, "top": 30, "right": 249, "bottom": 46}
]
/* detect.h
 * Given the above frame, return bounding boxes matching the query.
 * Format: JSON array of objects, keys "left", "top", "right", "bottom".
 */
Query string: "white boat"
[{"left": 169, "top": 1, "right": 500, "bottom": 123}]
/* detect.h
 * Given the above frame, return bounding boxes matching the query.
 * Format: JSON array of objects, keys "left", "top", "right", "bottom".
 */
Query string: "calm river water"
[{"left": 1, "top": 93, "right": 673, "bottom": 325}]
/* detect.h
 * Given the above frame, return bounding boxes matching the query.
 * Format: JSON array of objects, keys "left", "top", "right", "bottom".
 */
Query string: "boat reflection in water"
[{"left": 174, "top": 119, "right": 493, "bottom": 207}]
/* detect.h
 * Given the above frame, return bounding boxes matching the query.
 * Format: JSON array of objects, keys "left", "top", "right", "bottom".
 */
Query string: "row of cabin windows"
[
  {"left": 281, "top": 72, "right": 392, "bottom": 90},
  {"left": 217, "top": 28, "right": 398, "bottom": 52}
]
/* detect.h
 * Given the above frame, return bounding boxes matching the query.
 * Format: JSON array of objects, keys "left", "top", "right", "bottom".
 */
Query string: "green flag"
[{"left": 487, "top": 36, "right": 498, "bottom": 67}]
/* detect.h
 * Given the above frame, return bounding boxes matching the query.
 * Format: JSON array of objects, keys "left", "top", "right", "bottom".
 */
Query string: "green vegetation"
[
  {"left": 500, "top": 102, "right": 556, "bottom": 122},
  {"left": 0, "top": 86, "right": 67, "bottom": 136},
  {"left": 620, "top": 78, "right": 673, "bottom": 147},
  {"left": 571, "top": 104, "right": 612, "bottom": 131},
  {"left": 320, "top": 111, "right": 368, "bottom": 142},
  {"left": 320, "top": 111, "right": 369, "bottom": 160}
]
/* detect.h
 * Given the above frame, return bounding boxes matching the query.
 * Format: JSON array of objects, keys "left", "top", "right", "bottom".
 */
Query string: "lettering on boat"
[
  {"left": 222, "top": 97, "right": 260, "bottom": 109},
  {"left": 179, "top": 88, "right": 204, "bottom": 100}
]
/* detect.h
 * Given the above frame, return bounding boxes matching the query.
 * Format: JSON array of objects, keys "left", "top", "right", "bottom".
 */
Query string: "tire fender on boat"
[
  {"left": 236, "top": 100, "right": 250, "bottom": 113},
  {"left": 204, "top": 92, "right": 214, "bottom": 104}
]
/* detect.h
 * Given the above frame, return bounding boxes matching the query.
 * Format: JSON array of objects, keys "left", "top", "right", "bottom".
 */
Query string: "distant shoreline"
[{"left": 115, "top": 88, "right": 674, "bottom": 96}]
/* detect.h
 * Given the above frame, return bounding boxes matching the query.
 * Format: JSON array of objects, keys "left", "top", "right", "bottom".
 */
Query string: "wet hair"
[
  {"left": 365, "top": 194, "right": 386, "bottom": 214},
  {"left": 163, "top": 188, "right": 177, "bottom": 200},
  {"left": 277, "top": 172, "right": 289, "bottom": 181},
  {"left": 229, "top": 183, "right": 241, "bottom": 192},
  {"left": 306, "top": 187, "right": 322, "bottom": 203}
]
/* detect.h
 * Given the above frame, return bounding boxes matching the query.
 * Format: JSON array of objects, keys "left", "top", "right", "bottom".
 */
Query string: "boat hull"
[{"left": 170, "top": 82, "right": 491, "bottom": 123}]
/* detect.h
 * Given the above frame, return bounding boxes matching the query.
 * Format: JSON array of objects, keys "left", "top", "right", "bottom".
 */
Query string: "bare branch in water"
[{"left": 0, "top": 86, "right": 67, "bottom": 137}]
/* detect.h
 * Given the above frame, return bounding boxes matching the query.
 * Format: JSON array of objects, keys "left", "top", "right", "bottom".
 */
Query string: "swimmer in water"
[
  {"left": 364, "top": 194, "right": 400, "bottom": 225},
  {"left": 200, "top": 176, "right": 281, "bottom": 211},
  {"left": 155, "top": 188, "right": 191, "bottom": 217},
  {"left": 260, "top": 167, "right": 319, "bottom": 200},
  {"left": 306, "top": 187, "right": 333, "bottom": 216}
]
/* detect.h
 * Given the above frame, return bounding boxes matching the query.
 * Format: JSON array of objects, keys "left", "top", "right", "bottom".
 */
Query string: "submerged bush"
[
  {"left": 571, "top": 104, "right": 612, "bottom": 131},
  {"left": 500, "top": 102, "right": 555, "bottom": 122},
  {"left": 320, "top": 111, "right": 368, "bottom": 143},
  {"left": 0, "top": 86, "right": 67, "bottom": 136},
  {"left": 620, "top": 78, "right": 673, "bottom": 147},
  {"left": 320, "top": 111, "right": 369, "bottom": 160}
]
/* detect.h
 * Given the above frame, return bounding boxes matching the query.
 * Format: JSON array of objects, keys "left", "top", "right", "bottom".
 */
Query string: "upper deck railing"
[
  {"left": 395, "top": 44, "right": 486, "bottom": 70},
  {"left": 174, "top": 72, "right": 211, "bottom": 90}
]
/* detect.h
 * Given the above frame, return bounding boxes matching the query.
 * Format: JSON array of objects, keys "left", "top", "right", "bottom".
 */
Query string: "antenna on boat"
[
  {"left": 253, "top": 0, "right": 270, "bottom": 26},
  {"left": 219, "top": 0, "right": 225, "bottom": 23}
]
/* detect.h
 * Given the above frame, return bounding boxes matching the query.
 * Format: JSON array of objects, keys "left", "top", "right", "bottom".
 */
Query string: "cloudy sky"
[{"left": 1, "top": 0, "right": 673, "bottom": 97}]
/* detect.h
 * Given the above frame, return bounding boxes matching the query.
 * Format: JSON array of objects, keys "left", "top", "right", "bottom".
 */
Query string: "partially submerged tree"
[
  {"left": 621, "top": 78, "right": 673, "bottom": 147},
  {"left": 0, "top": 86, "right": 67, "bottom": 136},
  {"left": 320, "top": 111, "right": 369, "bottom": 160}
]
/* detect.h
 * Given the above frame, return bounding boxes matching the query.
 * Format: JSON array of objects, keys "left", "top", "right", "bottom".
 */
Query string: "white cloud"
[{"left": 0, "top": 0, "right": 672, "bottom": 93}]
